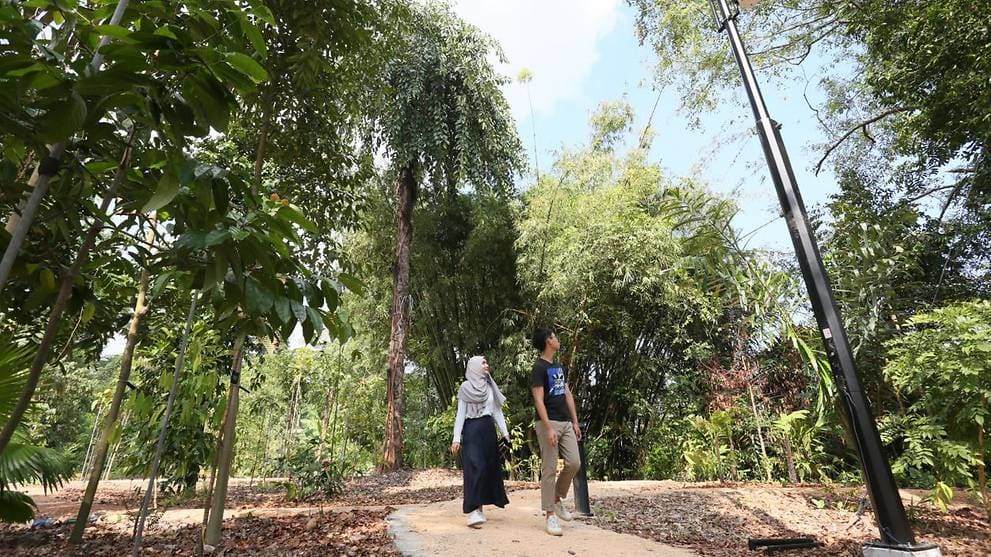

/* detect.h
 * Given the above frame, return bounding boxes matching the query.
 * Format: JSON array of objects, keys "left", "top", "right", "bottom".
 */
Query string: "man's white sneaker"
[
  {"left": 554, "top": 501, "right": 574, "bottom": 522},
  {"left": 545, "top": 514, "right": 563, "bottom": 536},
  {"left": 467, "top": 509, "right": 485, "bottom": 528}
]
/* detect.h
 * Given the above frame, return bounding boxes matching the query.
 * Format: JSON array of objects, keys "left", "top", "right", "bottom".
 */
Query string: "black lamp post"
[{"left": 705, "top": 1, "right": 941, "bottom": 555}]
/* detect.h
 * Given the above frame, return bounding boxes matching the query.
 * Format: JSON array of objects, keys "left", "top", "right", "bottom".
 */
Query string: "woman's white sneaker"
[
  {"left": 545, "top": 514, "right": 563, "bottom": 536},
  {"left": 467, "top": 509, "right": 485, "bottom": 528},
  {"left": 554, "top": 501, "right": 574, "bottom": 522}
]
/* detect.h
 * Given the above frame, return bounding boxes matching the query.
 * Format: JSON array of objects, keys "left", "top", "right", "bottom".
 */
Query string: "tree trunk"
[
  {"left": 317, "top": 387, "right": 332, "bottom": 461},
  {"left": 251, "top": 99, "right": 272, "bottom": 197},
  {"left": 70, "top": 219, "right": 155, "bottom": 542},
  {"left": 0, "top": 0, "right": 131, "bottom": 292},
  {"left": 748, "top": 383, "right": 772, "bottom": 483},
  {"left": 382, "top": 163, "right": 416, "bottom": 471},
  {"left": 282, "top": 377, "right": 301, "bottom": 460},
  {"left": 130, "top": 294, "right": 199, "bottom": 557},
  {"left": 0, "top": 133, "right": 136, "bottom": 454},
  {"left": 197, "top": 416, "right": 222, "bottom": 556},
  {"left": 103, "top": 410, "right": 128, "bottom": 481},
  {"left": 782, "top": 433, "right": 799, "bottom": 484},
  {"left": 977, "top": 397, "right": 990, "bottom": 521},
  {"left": 80, "top": 404, "right": 104, "bottom": 480},
  {"left": 204, "top": 334, "right": 247, "bottom": 548}
]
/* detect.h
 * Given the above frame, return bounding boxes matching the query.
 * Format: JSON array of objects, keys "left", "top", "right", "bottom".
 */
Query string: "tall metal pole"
[{"left": 707, "top": 1, "right": 940, "bottom": 554}]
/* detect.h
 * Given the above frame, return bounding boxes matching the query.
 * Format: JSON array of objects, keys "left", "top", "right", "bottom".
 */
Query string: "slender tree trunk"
[
  {"left": 197, "top": 418, "right": 222, "bottom": 556},
  {"left": 0, "top": 0, "right": 131, "bottom": 292},
  {"left": 317, "top": 388, "right": 332, "bottom": 461},
  {"left": 248, "top": 413, "right": 270, "bottom": 487},
  {"left": 252, "top": 104, "right": 272, "bottom": 197},
  {"left": 525, "top": 83, "right": 540, "bottom": 181},
  {"left": 282, "top": 377, "right": 300, "bottom": 459},
  {"left": 748, "top": 383, "right": 772, "bottom": 483},
  {"left": 327, "top": 353, "right": 342, "bottom": 460},
  {"left": 978, "top": 425, "right": 989, "bottom": 521},
  {"left": 382, "top": 163, "right": 416, "bottom": 471},
  {"left": 0, "top": 133, "right": 136, "bottom": 454},
  {"left": 80, "top": 405, "right": 104, "bottom": 480},
  {"left": 131, "top": 294, "right": 199, "bottom": 557},
  {"left": 204, "top": 334, "right": 247, "bottom": 547},
  {"left": 977, "top": 397, "right": 990, "bottom": 521},
  {"left": 104, "top": 411, "right": 128, "bottom": 481},
  {"left": 71, "top": 219, "right": 155, "bottom": 542},
  {"left": 782, "top": 433, "right": 798, "bottom": 484}
]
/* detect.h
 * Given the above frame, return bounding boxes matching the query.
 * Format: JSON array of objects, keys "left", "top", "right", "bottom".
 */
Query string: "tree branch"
[{"left": 814, "top": 106, "right": 914, "bottom": 175}]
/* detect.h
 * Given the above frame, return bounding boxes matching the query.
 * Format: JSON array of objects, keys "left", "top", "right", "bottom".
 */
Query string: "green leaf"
[
  {"left": 244, "top": 277, "right": 274, "bottom": 315},
  {"left": 153, "top": 26, "right": 178, "bottom": 40},
  {"left": 38, "top": 92, "right": 87, "bottom": 143},
  {"left": 338, "top": 273, "right": 364, "bottom": 296},
  {"left": 276, "top": 206, "right": 318, "bottom": 234},
  {"left": 235, "top": 13, "right": 267, "bottom": 58},
  {"left": 81, "top": 302, "right": 96, "bottom": 323},
  {"left": 204, "top": 229, "right": 232, "bottom": 248},
  {"left": 84, "top": 160, "right": 118, "bottom": 174},
  {"left": 142, "top": 174, "right": 181, "bottom": 213},
  {"left": 306, "top": 306, "right": 324, "bottom": 337},
  {"left": 305, "top": 280, "right": 323, "bottom": 308},
  {"left": 289, "top": 299, "right": 306, "bottom": 324},
  {"left": 302, "top": 317, "right": 314, "bottom": 344},
  {"left": 92, "top": 24, "right": 135, "bottom": 42},
  {"left": 320, "top": 278, "right": 339, "bottom": 313},
  {"left": 224, "top": 53, "right": 268, "bottom": 84},
  {"left": 181, "top": 72, "right": 231, "bottom": 132},
  {"left": 248, "top": 1, "right": 276, "bottom": 26},
  {"left": 202, "top": 254, "right": 227, "bottom": 292},
  {"left": 39, "top": 268, "right": 56, "bottom": 291},
  {"left": 273, "top": 295, "right": 291, "bottom": 324},
  {"left": 151, "top": 271, "right": 174, "bottom": 297},
  {"left": 212, "top": 179, "right": 230, "bottom": 215}
]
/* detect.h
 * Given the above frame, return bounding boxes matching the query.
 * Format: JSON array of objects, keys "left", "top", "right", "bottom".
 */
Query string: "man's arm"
[
  {"left": 565, "top": 385, "right": 582, "bottom": 441},
  {"left": 532, "top": 386, "right": 558, "bottom": 447}
]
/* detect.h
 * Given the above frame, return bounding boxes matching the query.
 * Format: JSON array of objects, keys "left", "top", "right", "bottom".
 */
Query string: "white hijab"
[{"left": 457, "top": 355, "right": 506, "bottom": 407}]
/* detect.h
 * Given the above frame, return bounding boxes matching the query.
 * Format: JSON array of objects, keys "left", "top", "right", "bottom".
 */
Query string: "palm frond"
[
  {"left": 0, "top": 490, "right": 36, "bottom": 523},
  {"left": 0, "top": 436, "right": 71, "bottom": 493},
  {"left": 0, "top": 335, "right": 34, "bottom": 424}
]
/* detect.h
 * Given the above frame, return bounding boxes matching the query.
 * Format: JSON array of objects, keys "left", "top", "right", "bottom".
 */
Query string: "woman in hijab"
[{"left": 450, "top": 355, "right": 510, "bottom": 528}]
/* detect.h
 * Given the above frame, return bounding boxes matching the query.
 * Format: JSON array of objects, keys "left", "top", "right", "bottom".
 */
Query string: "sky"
[{"left": 453, "top": 0, "right": 844, "bottom": 253}]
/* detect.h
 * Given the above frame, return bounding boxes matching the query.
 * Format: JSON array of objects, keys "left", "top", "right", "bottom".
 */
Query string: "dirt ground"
[
  {"left": 388, "top": 485, "right": 697, "bottom": 557},
  {"left": 2, "top": 471, "right": 988, "bottom": 556}
]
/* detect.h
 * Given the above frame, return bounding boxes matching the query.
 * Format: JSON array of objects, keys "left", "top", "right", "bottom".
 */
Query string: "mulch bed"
[
  {"left": 52, "top": 469, "right": 537, "bottom": 510},
  {"left": 0, "top": 508, "right": 399, "bottom": 556},
  {"left": 591, "top": 488, "right": 991, "bottom": 556}
]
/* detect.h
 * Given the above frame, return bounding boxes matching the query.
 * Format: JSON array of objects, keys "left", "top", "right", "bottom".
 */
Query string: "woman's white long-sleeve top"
[{"left": 451, "top": 385, "right": 509, "bottom": 443}]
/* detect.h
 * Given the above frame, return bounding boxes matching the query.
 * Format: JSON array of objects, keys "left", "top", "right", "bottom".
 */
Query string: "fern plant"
[{"left": 0, "top": 336, "right": 71, "bottom": 522}]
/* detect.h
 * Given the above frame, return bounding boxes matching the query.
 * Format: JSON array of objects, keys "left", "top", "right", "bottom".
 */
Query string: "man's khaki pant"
[{"left": 535, "top": 420, "right": 581, "bottom": 512}]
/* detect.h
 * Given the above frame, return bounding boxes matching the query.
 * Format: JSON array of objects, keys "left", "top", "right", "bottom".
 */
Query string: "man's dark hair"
[{"left": 531, "top": 327, "right": 554, "bottom": 352}]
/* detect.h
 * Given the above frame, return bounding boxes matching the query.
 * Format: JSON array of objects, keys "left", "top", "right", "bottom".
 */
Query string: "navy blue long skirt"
[{"left": 461, "top": 415, "right": 509, "bottom": 513}]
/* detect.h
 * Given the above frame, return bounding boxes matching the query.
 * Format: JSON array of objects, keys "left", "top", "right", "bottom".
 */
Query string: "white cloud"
[{"left": 453, "top": 0, "right": 622, "bottom": 125}]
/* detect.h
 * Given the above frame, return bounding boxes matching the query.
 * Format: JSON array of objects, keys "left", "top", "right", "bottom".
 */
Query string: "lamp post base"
[{"left": 863, "top": 542, "right": 942, "bottom": 557}]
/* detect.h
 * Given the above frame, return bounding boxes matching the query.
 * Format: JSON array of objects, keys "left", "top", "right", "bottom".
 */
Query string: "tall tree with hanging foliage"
[{"left": 371, "top": 2, "right": 522, "bottom": 470}]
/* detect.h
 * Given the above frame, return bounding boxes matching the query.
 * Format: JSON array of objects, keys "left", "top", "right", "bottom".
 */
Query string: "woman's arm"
[
  {"left": 492, "top": 404, "right": 509, "bottom": 439},
  {"left": 451, "top": 398, "right": 467, "bottom": 443}
]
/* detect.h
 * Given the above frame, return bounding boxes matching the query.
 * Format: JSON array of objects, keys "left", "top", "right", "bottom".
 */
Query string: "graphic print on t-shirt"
[{"left": 546, "top": 365, "right": 566, "bottom": 396}]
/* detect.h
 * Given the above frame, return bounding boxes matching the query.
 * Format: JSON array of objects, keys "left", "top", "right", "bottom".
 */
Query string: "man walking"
[{"left": 530, "top": 327, "right": 581, "bottom": 536}]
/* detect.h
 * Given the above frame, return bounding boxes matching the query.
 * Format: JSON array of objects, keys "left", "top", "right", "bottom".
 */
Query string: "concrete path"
[{"left": 387, "top": 487, "right": 697, "bottom": 557}]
